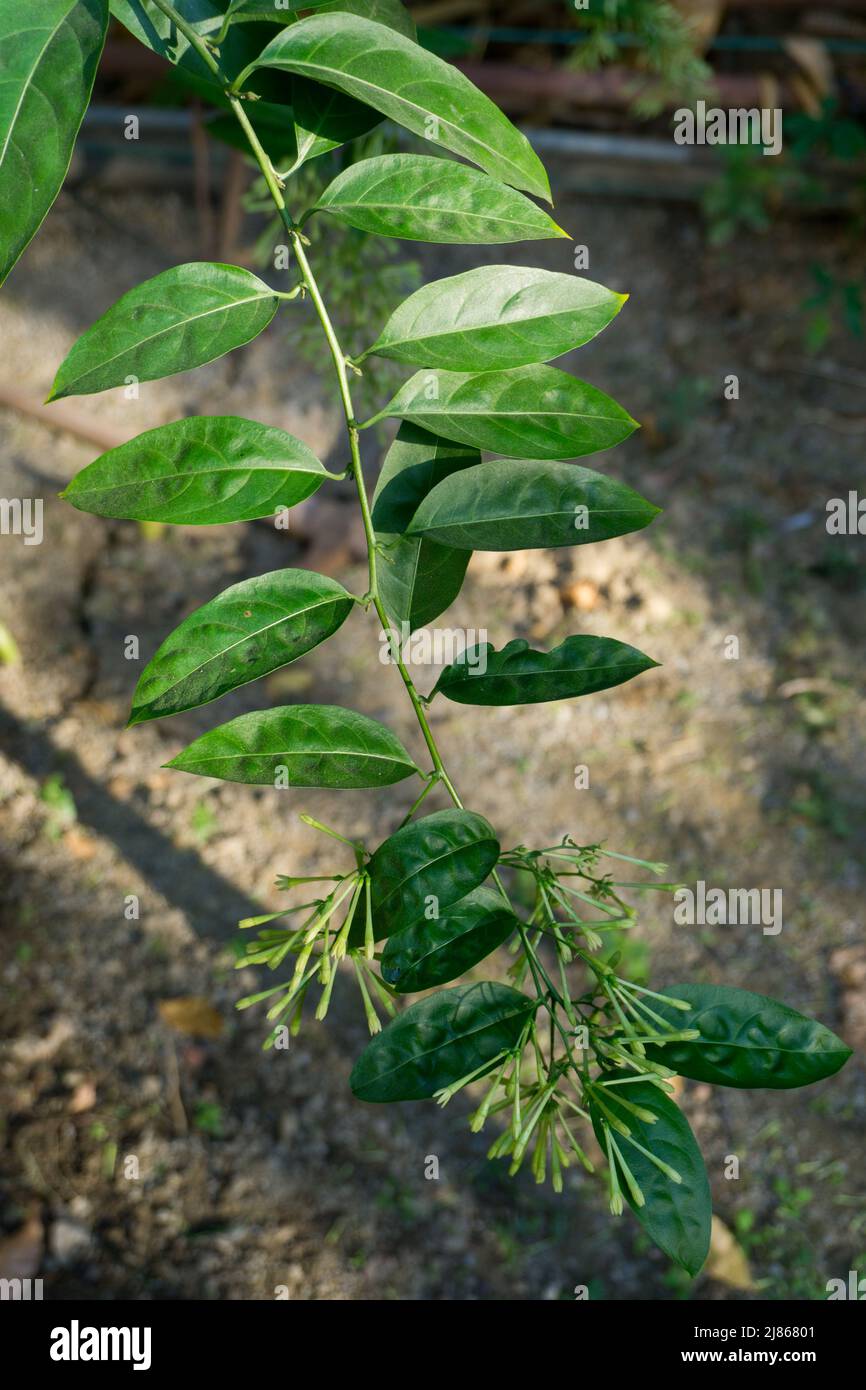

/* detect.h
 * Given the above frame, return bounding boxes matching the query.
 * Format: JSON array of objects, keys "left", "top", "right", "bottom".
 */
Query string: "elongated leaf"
[
  {"left": 49, "top": 263, "right": 281, "bottom": 399},
  {"left": 366, "top": 365, "right": 637, "bottom": 460},
  {"left": 230, "top": 1, "right": 330, "bottom": 18},
  {"left": 432, "top": 635, "right": 658, "bottom": 707},
  {"left": 111, "top": 0, "right": 225, "bottom": 58},
  {"left": 228, "top": 0, "right": 395, "bottom": 19},
  {"left": 318, "top": 1, "right": 415, "bottom": 39},
  {"left": 62, "top": 416, "right": 327, "bottom": 525},
  {"left": 280, "top": 0, "right": 418, "bottom": 171},
  {"left": 368, "top": 808, "right": 500, "bottom": 936},
  {"left": 225, "top": 1, "right": 415, "bottom": 36},
  {"left": 590, "top": 1076, "right": 711, "bottom": 1277},
  {"left": 350, "top": 981, "right": 534, "bottom": 1102},
  {"left": 407, "top": 458, "right": 660, "bottom": 551},
  {"left": 244, "top": 14, "right": 549, "bottom": 200},
  {"left": 0, "top": 0, "right": 108, "bottom": 287},
  {"left": 166, "top": 705, "right": 419, "bottom": 787},
  {"left": 362, "top": 268, "right": 626, "bottom": 372},
  {"left": 109, "top": 1, "right": 291, "bottom": 88},
  {"left": 371, "top": 423, "right": 478, "bottom": 632},
  {"left": 644, "top": 984, "right": 852, "bottom": 1090},
  {"left": 381, "top": 887, "right": 518, "bottom": 993},
  {"left": 289, "top": 78, "right": 380, "bottom": 170},
  {"left": 315, "top": 154, "right": 566, "bottom": 245},
  {"left": 130, "top": 569, "right": 353, "bottom": 724}
]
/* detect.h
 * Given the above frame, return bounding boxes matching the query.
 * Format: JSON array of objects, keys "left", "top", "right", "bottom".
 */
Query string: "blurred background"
[{"left": 1, "top": 0, "right": 865, "bottom": 1301}]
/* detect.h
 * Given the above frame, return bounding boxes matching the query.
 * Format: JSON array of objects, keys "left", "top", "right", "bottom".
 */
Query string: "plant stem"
[
  {"left": 289, "top": 230, "right": 467, "bottom": 804},
  {"left": 148, "top": 0, "right": 223, "bottom": 79},
  {"left": 149, "top": 0, "right": 564, "bottom": 1040}
]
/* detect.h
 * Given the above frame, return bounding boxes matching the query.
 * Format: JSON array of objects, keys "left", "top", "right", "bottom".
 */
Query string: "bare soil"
[{"left": 1, "top": 162, "right": 864, "bottom": 1301}]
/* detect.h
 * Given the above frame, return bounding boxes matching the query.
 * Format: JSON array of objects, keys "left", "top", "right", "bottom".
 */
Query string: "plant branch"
[{"left": 151, "top": 0, "right": 569, "bottom": 1052}]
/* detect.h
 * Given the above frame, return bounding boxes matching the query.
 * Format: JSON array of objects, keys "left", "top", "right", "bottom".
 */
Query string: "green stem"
[
  {"left": 152, "top": 4, "right": 571, "bottom": 1051},
  {"left": 148, "top": 0, "right": 222, "bottom": 79}
]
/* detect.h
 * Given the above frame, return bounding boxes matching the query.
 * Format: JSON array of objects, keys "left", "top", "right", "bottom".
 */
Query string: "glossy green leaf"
[
  {"left": 431, "top": 635, "right": 658, "bottom": 707},
  {"left": 230, "top": 0, "right": 403, "bottom": 22},
  {"left": 166, "top": 704, "right": 419, "bottom": 787},
  {"left": 365, "top": 365, "right": 637, "bottom": 459},
  {"left": 407, "top": 458, "right": 660, "bottom": 551},
  {"left": 317, "top": 1, "right": 415, "bottom": 40},
  {"left": 288, "top": 79, "right": 379, "bottom": 170},
  {"left": 274, "top": 1, "right": 418, "bottom": 170},
  {"left": 381, "top": 886, "right": 518, "bottom": 992},
  {"left": 227, "top": 1, "right": 414, "bottom": 35},
  {"left": 244, "top": 14, "right": 550, "bottom": 200},
  {"left": 109, "top": 2, "right": 291, "bottom": 88},
  {"left": 111, "top": 0, "right": 224, "bottom": 55},
  {"left": 644, "top": 984, "right": 853, "bottom": 1090},
  {"left": 371, "top": 423, "right": 478, "bottom": 632},
  {"left": 350, "top": 981, "right": 535, "bottom": 1102},
  {"left": 368, "top": 808, "right": 500, "bottom": 936},
  {"left": 229, "top": 0, "right": 329, "bottom": 18},
  {"left": 314, "top": 154, "right": 566, "bottom": 245},
  {"left": 590, "top": 1076, "right": 711, "bottom": 1277},
  {"left": 129, "top": 569, "right": 353, "bottom": 724},
  {"left": 62, "top": 416, "right": 327, "bottom": 525},
  {"left": 361, "top": 268, "right": 626, "bottom": 372},
  {"left": 0, "top": 0, "right": 108, "bottom": 288},
  {"left": 111, "top": 5, "right": 389, "bottom": 172},
  {"left": 49, "top": 263, "right": 281, "bottom": 399}
]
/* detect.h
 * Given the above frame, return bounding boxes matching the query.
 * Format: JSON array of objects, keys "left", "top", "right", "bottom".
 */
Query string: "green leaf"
[
  {"left": 249, "top": 5, "right": 417, "bottom": 172},
  {"left": 368, "top": 808, "right": 500, "bottom": 936},
  {"left": 49, "top": 263, "right": 281, "bottom": 399},
  {"left": 129, "top": 569, "right": 353, "bottom": 724},
  {"left": 165, "top": 705, "right": 419, "bottom": 787},
  {"left": 314, "top": 154, "right": 566, "bottom": 245},
  {"left": 109, "top": 2, "right": 290, "bottom": 88},
  {"left": 220, "top": 0, "right": 415, "bottom": 37},
  {"left": 244, "top": 14, "right": 550, "bottom": 200},
  {"left": 381, "top": 886, "right": 518, "bottom": 993},
  {"left": 111, "top": 0, "right": 222, "bottom": 54},
  {"left": 0, "top": 0, "right": 108, "bottom": 288},
  {"left": 230, "top": 0, "right": 391, "bottom": 21},
  {"left": 361, "top": 268, "right": 626, "bottom": 372},
  {"left": 317, "top": 0, "right": 415, "bottom": 40},
  {"left": 350, "top": 981, "right": 534, "bottom": 1102},
  {"left": 589, "top": 1076, "right": 711, "bottom": 1277},
  {"left": 62, "top": 416, "right": 328, "bottom": 524},
  {"left": 406, "top": 458, "right": 660, "bottom": 551},
  {"left": 431, "top": 635, "right": 658, "bottom": 707},
  {"left": 228, "top": 0, "right": 329, "bottom": 19},
  {"left": 365, "top": 365, "right": 637, "bottom": 459},
  {"left": 644, "top": 984, "right": 853, "bottom": 1090},
  {"left": 288, "top": 79, "right": 380, "bottom": 171},
  {"left": 371, "top": 423, "right": 478, "bottom": 632}
]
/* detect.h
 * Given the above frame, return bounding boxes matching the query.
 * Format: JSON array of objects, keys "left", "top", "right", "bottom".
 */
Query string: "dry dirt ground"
[{"left": 1, "top": 154, "right": 864, "bottom": 1301}]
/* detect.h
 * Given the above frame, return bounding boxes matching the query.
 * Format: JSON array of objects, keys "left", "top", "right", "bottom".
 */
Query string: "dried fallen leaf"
[
  {"left": 63, "top": 826, "right": 97, "bottom": 861},
  {"left": 706, "top": 1214, "right": 754, "bottom": 1291},
  {"left": 830, "top": 946, "right": 866, "bottom": 1051},
  {"left": 158, "top": 997, "right": 223, "bottom": 1040},
  {"left": 561, "top": 578, "right": 600, "bottom": 613},
  {"left": 69, "top": 1078, "right": 97, "bottom": 1114}
]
